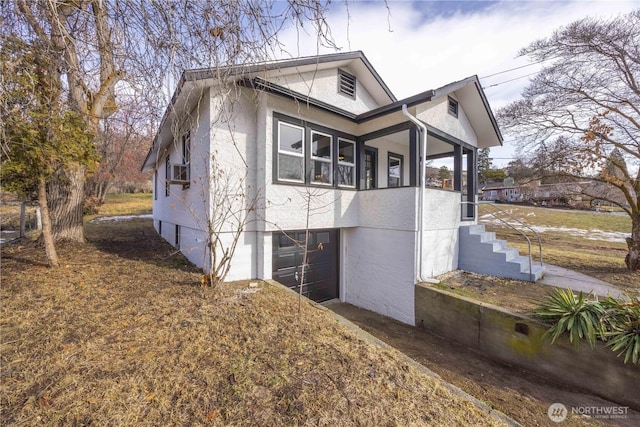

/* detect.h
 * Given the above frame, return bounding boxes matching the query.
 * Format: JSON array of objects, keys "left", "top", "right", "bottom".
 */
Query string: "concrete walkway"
[{"left": 539, "top": 264, "right": 626, "bottom": 299}]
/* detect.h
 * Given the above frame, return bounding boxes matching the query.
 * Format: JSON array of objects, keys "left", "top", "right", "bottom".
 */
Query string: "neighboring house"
[
  {"left": 480, "top": 183, "right": 521, "bottom": 202},
  {"left": 142, "top": 51, "right": 503, "bottom": 325}
]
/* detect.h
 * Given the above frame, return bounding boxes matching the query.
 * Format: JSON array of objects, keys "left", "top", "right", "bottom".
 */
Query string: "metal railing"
[{"left": 461, "top": 201, "right": 543, "bottom": 278}]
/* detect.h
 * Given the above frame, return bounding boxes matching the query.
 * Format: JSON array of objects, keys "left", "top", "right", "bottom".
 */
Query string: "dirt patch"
[
  {"left": 329, "top": 302, "right": 640, "bottom": 427},
  {"left": 483, "top": 225, "right": 639, "bottom": 297},
  {"left": 1, "top": 219, "right": 502, "bottom": 426},
  {"left": 434, "top": 270, "right": 560, "bottom": 315}
]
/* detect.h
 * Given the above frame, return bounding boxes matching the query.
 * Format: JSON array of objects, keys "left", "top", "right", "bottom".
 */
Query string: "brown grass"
[
  {"left": 1, "top": 218, "right": 502, "bottom": 426},
  {"left": 438, "top": 204, "right": 639, "bottom": 315}
]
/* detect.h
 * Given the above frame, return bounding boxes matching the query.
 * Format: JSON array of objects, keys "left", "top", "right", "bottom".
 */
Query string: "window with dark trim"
[
  {"left": 388, "top": 152, "right": 403, "bottom": 187},
  {"left": 165, "top": 155, "right": 170, "bottom": 196},
  {"left": 337, "top": 138, "right": 356, "bottom": 187},
  {"left": 338, "top": 69, "right": 356, "bottom": 99},
  {"left": 311, "top": 131, "right": 332, "bottom": 185},
  {"left": 277, "top": 121, "right": 305, "bottom": 182},
  {"left": 154, "top": 170, "right": 158, "bottom": 200},
  {"left": 448, "top": 97, "right": 459, "bottom": 118},
  {"left": 181, "top": 131, "right": 191, "bottom": 189},
  {"left": 274, "top": 113, "right": 357, "bottom": 189},
  {"left": 364, "top": 147, "right": 377, "bottom": 189}
]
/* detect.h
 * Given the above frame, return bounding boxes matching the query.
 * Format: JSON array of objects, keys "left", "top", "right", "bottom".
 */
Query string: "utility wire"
[
  {"left": 482, "top": 71, "right": 540, "bottom": 89},
  {"left": 479, "top": 58, "right": 549, "bottom": 79}
]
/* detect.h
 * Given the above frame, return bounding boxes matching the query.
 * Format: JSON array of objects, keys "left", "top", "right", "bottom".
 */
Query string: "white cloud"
[{"left": 278, "top": 0, "right": 638, "bottom": 166}]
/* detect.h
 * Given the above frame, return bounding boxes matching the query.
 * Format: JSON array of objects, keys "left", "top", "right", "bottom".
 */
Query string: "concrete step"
[{"left": 458, "top": 224, "right": 546, "bottom": 282}]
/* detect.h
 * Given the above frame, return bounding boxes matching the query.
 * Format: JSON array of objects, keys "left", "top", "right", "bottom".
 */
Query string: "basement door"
[{"left": 272, "top": 229, "right": 339, "bottom": 303}]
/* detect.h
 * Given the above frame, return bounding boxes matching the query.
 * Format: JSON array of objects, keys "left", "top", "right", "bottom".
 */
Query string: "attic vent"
[
  {"left": 448, "top": 96, "right": 459, "bottom": 118},
  {"left": 338, "top": 69, "right": 356, "bottom": 99}
]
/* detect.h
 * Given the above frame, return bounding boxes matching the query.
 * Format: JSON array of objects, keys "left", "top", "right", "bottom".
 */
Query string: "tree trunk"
[
  {"left": 48, "top": 163, "right": 86, "bottom": 243},
  {"left": 38, "top": 176, "right": 60, "bottom": 267},
  {"left": 625, "top": 214, "right": 640, "bottom": 271}
]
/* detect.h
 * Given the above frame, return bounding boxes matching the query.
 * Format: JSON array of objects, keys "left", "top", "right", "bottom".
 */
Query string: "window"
[
  {"left": 274, "top": 113, "right": 356, "bottom": 189},
  {"left": 337, "top": 138, "right": 355, "bottom": 187},
  {"left": 181, "top": 131, "right": 191, "bottom": 188},
  {"left": 278, "top": 122, "right": 305, "bottom": 182},
  {"left": 165, "top": 155, "right": 170, "bottom": 196},
  {"left": 388, "top": 153, "right": 403, "bottom": 188},
  {"left": 311, "top": 131, "right": 332, "bottom": 185},
  {"left": 338, "top": 69, "right": 356, "bottom": 99},
  {"left": 448, "top": 97, "right": 458, "bottom": 118},
  {"left": 154, "top": 170, "right": 158, "bottom": 200},
  {"left": 364, "top": 147, "right": 377, "bottom": 189}
]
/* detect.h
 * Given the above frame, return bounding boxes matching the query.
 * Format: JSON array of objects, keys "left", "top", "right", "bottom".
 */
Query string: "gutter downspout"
[{"left": 402, "top": 105, "right": 438, "bottom": 284}]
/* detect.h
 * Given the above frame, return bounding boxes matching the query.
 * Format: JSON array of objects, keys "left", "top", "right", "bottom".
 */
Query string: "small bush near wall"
[{"left": 536, "top": 289, "right": 640, "bottom": 364}]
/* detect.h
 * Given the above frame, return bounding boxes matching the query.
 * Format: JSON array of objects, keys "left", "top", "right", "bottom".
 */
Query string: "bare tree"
[
  {"left": 2, "top": 0, "right": 335, "bottom": 247},
  {"left": 498, "top": 11, "right": 640, "bottom": 270}
]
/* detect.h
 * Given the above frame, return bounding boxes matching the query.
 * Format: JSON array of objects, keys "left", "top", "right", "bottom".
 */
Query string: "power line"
[
  {"left": 482, "top": 71, "right": 540, "bottom": 89},
  {"left": 479, "top": 58, "right": 549, "bottom": 79}
]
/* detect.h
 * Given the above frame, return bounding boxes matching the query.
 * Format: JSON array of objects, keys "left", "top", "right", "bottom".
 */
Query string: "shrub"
[
  {"left": 83, "top": 196, "right": 101, "bottom": 215},
  {"left": 535, "top": 289, "right": 640, "bottom": 364}
]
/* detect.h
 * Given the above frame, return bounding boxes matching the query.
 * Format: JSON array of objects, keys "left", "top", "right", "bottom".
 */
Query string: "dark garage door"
[{"left": 272, "top": 229, "right": 339, "bottom": 302}]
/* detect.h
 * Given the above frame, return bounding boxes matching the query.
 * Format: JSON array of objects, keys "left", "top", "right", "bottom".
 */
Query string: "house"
[
  {"left": 480, "top": 178, "right": 522, "bottom": 202},
  {"left": 142, "top": 51, "right": 504, "bottom": 325}
]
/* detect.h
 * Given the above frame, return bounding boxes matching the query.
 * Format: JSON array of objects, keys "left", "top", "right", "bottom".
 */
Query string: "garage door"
[{"left": 272, "top": 229, "right": 339, "bottom": 302}]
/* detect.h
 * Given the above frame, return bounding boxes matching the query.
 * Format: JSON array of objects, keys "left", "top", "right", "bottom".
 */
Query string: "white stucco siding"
[
  {"left": 343, "top": 227, "right": 416, "bottom": 325},
  {"left": 152, "top": 88, "right": 211, "bottom": 231},
  {"left": 421, "top": 188, "right": 466, "bottom": 277},
  {"left": 358, "top": 187, "right": 417, "bottom": 231},
  {"left": 264, "top": 187, "right": 359, "bottom": 231},
  {"left": 152, "top": 86, "right": 262, "bottom": 282},
  {"left": 266, "top": 68, "right": 380, "bottom": 114},
  {"left": 416, "top": 96, "right": 478, "bottom": 146},
  {"left": 265, "top": 95, "right": 358, "bottom": 135}
]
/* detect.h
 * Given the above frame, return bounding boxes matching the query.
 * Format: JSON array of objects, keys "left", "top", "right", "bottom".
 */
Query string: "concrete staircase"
[{"left": 458, "top": 224, "right": 545, "bottom": 282}]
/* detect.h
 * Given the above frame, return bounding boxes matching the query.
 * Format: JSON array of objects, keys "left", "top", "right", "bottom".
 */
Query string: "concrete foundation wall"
[
  {"left": 344, "top": 227, "right": 416, "bottom": 326},
  {"left": 415, "top": 284, "right": 640, "bottom": 411},
  {"left": 422, "top": 188, "right": 464, "bottom": 277}
]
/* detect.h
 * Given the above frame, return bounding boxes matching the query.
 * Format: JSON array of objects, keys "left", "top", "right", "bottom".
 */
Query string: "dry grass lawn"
[{"left": 1, "top": 218, "right": 503, "bottom": 426}]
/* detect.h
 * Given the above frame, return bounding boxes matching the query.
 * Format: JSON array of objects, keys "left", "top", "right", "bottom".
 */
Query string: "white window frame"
[
  {"left": 181, "top": 131, "right": 191, "bottom": 189},
  {"left": 310, "top": 130, "right": 333, "bottom": 185},
  {"left": 337, "top": 138, "right": 356, "bottom": 188},
  {"left": 388, "top": 153, "right": 403, "bottom": 188},
  {"left": 277, "top": 121, "right": 305, "bottom": 183}
]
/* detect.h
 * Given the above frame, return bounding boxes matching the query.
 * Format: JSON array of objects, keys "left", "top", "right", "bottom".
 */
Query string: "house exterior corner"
[{"left": 143, "top": 52, "right": 503, "bottom": 325}]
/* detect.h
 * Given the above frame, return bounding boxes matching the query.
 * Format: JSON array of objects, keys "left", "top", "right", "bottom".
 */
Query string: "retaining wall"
[{"left": 415, "top": 284, "right": 640, "bottom": 411}]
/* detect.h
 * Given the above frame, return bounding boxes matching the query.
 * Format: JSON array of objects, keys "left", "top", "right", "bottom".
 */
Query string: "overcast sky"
[{"left": 278, "top": 0, "right": 638, "bottom": 167}]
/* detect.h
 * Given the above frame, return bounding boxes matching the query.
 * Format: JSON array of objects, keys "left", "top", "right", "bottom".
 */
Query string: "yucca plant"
[
  {"left": 535, "top": 290, "right": 640, "bottom": 364},
  {"left": 535, "top": 289, "right": 605, "bottom": 349},
  {"left": 600, "top": 297, "right": 640, "bottom": 364}
]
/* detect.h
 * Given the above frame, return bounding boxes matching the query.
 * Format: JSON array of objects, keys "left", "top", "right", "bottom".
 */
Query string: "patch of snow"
[
  {"left": 89, "top": 214, "right": 152, "bottom": 223},
  {"left": 481, "top": 218, "right": 630, "bottom": 243},
  {"left": 0, "top": 230, "right": 18, "bottom": 244}
]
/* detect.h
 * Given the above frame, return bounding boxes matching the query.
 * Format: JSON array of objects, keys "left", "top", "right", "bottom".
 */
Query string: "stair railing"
[{"left": 461, "top": 201, "right": 543, "bottom": 279}]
